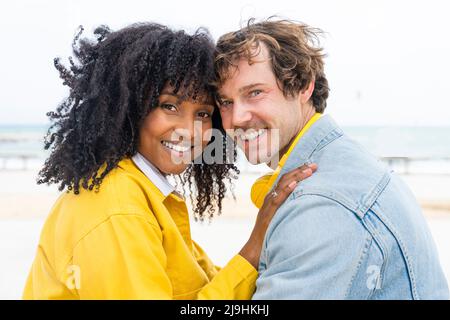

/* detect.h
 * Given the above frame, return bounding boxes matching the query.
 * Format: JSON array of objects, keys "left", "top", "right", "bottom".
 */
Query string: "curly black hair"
[{"left": 38, "top": 22, "right": 239, "bottom": 221}]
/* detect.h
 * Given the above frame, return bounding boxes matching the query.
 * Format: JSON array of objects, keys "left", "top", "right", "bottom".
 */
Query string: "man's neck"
[{"left": 267, "top": 107, "right": 316, "bottom": 170}]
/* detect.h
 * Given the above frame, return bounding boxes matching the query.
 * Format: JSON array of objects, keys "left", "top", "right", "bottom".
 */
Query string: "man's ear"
[{"left": 299, "top": 80, "right": 315, "bottom": 104}]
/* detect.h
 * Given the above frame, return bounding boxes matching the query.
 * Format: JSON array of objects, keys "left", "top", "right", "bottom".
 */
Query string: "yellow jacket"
[{"left": 23, "top": 158, "right": 257, "bottom": 299}]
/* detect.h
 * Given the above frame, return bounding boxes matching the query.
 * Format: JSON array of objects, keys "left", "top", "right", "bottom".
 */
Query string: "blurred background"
[{"left": 1, "top": 0, "right": 449, "bottom": 299}]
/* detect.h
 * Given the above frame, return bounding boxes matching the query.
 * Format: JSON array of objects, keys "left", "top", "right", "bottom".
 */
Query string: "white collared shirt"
[{"left": 131, "top": 152, "right": 174, "bottom": 197}]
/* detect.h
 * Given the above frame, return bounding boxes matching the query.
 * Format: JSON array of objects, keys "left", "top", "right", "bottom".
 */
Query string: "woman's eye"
[
  {"left": 250, "top": 90, "right": 262, "bottom": 97},
  {"left": 198, "top": 112, "right": 212, "bottom": 119},
  {"left": 161, "top": 103, "right": 177, "bottom": 112}
]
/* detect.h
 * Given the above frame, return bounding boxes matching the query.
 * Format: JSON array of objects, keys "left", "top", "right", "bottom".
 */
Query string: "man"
[{"left": 214, "top": 19, "right": 449, "bottom": 299}]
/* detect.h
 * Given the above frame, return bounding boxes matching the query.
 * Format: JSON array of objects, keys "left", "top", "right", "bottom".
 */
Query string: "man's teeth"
[
  {"left": 240, "top": 129, "right": 266, "bottom": 141},
  {"left": 161, "top": 141, "right": 191, "bottom": 152}
]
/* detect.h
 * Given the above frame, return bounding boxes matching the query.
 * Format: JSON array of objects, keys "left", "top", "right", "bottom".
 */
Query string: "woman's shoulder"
[{"left": 40, "top": 158, "right": 162, "bottom": 253}]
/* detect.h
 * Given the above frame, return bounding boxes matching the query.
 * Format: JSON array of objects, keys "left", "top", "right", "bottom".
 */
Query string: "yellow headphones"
[{"left": 250, "top": 113, "right": 321, "bottom": 208}]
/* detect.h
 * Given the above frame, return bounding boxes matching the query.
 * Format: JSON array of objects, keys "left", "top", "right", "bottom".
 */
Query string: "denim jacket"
[{"left": 253, "top": 115, "right": 449, "bottom": 300}]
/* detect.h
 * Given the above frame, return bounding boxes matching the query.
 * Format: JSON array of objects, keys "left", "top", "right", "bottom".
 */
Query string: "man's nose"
[{"left": 231, "top": 101, "right": 252, "bottom": 128}]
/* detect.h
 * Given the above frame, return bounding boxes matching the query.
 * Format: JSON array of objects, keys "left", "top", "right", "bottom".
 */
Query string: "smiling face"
[
  {"left": 138, "top": 86, "right": 215, "bottom": 175},
  {"left": 217, "top": 43, "right": 315, "bottom": 167}
]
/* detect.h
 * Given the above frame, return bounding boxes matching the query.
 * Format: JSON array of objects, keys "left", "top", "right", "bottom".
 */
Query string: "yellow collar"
[{"left": 250, "top": 113, "right": 322, "bottom": 208}]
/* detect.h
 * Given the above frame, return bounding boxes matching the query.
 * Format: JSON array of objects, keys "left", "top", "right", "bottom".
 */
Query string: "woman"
[{"left": 23, "top": 23, "right": 316, "bottom": 299}]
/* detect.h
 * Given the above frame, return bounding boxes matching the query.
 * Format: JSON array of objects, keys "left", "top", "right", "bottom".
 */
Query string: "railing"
[
  {"left": 380, "top": 156, "right": 450, "bottom": 175},
  {"left": 0, "top": 154, "right": 40, "bottom": 170},
  {"left": 1, "top": 153, "right": 450, "bottom": 173}
]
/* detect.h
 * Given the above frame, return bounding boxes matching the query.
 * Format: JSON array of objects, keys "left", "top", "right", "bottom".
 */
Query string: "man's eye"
[
  {"left": 250, "top": 90, "right": 262, "bottom": 97},
  {"left": 219, "top": 100, "right": 232, "bottom": 108},
  {"left": 161, "top": 103, "right": 177, "bottom": 111}
]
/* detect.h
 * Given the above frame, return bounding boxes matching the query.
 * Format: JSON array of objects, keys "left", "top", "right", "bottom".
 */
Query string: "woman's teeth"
[
  {"left": 239, "top": 129, "right": 266, "bottom": 141},
  {"left": 161, "top": 141, "right": 191, "bottom": 153}
]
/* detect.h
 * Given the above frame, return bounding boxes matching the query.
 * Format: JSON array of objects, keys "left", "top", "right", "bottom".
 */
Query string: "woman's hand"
[{"left": 239, "top": 163, "right": 318, "bottom": 269}]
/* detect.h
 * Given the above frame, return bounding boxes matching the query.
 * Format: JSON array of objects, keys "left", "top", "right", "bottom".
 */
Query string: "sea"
[{"left": 1, "top": 124, "right": 450, "bottom": 174}]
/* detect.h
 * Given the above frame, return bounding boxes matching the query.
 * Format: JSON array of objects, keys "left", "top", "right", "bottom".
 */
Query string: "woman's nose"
[{"left": 171, "top": 118, "right": 199, "bottom": 144}]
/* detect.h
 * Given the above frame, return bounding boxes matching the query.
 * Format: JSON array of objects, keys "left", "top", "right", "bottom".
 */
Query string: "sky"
[{"left": 0, "top": 0, "right": 449, "bottom": 126}]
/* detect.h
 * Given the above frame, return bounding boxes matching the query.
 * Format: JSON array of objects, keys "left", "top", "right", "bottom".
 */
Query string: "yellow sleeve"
[
  {"left": 73, "top": 214, "right": 257, "bottom": 299},
  {"left": 23, "top": 246, "right": 77, "bottom": 299},
  {"left": 192, "top": 240, "right": 222, "bottom": 279},
  {"left": 197, "top": 254, "right": 258, "bottom": 300},
  {"left": 191, "top": 240, "right": 258, "bottom": 299}
]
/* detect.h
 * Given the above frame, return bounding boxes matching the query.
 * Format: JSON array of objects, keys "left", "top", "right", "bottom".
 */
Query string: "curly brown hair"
[
  {"left": 215, "top": 18, "right": 330, "bottom": 113},
  {"left": 38, "top": 22, "right": 238, "bottom": 221}
]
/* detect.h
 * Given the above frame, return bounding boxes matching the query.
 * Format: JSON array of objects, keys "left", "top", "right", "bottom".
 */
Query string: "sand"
[{"left": 0, "top": 168, "right": 449, "bottom": 299}]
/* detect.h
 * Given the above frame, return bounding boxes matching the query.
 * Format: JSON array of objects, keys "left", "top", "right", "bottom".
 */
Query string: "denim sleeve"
[{"left": 253, "top": 194, "right": 371, "bottom": 300}]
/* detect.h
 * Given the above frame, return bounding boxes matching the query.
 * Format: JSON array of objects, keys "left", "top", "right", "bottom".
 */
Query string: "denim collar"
[{"left": 273, "top": 114, "right": 343, "bottom": 187}]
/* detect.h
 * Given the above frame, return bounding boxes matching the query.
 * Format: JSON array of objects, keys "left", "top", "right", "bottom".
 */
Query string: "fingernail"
[
  {"left": 302, "top": 168, "right": 312, "bottom": 174},
  {"left": 288, "top": 181, "right": 297, "bottom": 189}
]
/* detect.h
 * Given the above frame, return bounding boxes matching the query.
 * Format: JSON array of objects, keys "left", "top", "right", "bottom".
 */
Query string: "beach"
[
  {"left": 0, "top": 167, "right": 449, "bottom": 299},
  {"left": 2, "top": 168, "right": 450, "bottom": 219}
]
